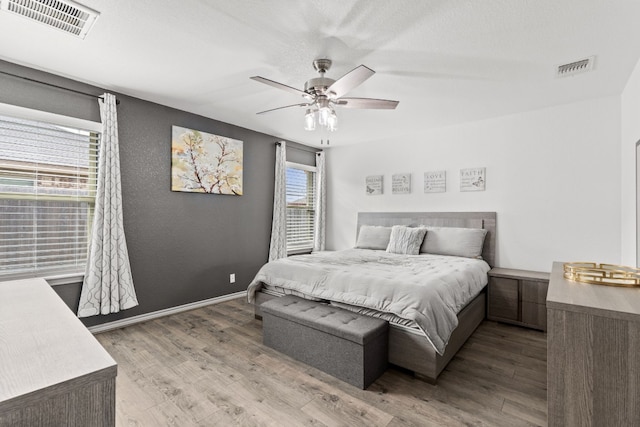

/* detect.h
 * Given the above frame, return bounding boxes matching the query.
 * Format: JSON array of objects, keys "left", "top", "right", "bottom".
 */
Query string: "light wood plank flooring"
[{"left": 96, "top": 297, "right": 547, "bottom": 426}]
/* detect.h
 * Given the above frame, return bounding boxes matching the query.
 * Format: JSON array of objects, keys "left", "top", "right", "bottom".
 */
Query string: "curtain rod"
[
  {"left": 275, "top": 141, "right": 321, "bottom": 153},
  {"left": 0, "top": 70, "right": 120, "bottom": 105}
]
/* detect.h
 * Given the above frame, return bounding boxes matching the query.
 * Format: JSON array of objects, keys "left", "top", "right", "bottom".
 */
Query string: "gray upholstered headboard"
[{"left": 356, "top": 212, "right": 497, "bottom": 267}]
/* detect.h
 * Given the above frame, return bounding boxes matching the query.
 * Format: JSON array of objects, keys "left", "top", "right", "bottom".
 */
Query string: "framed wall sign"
[
  {"left": 460, "top": 167, "right": 486, "bottom": 192},
  {"left": 424, "top": 170, "right": 446, "bottom": 193},
  {"left": 365, "top": 175, "right": 383, "bottom": 195},
  {"left": 392, "top": 173, "right": 411, "bottom": 194}
]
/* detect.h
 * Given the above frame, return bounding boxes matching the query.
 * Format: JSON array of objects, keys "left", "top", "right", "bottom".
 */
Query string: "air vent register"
[{"left": 0, "top": 0, "right": 99, "bottom": 39}]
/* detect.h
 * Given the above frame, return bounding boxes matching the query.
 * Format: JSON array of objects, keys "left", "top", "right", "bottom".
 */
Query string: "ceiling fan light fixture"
[
  {"left": 316, "top": 96, "right": 331, "bottom": 126},
  {"left": 318, "top": 107, "right": 330, "bottom": 126},
  {"left": 304, "top": 109, "right": 316, "bottom": 131},
  {"left": 304, "top": 105, "right": 336, "bottom": 132},
  {"left": 327, "top": 110, "right": 338, "bottom": 132}
]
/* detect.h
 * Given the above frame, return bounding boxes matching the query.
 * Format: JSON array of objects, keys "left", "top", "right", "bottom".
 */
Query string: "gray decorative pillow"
[
  {"left": 420, "top": 226, "right": 488, "bottom": 258},
  {"left": 355, "top": 225, "right": 392, "bottom": 250},
  {"left": 386, "top": 225, "right": 428, "bottom": 255}
]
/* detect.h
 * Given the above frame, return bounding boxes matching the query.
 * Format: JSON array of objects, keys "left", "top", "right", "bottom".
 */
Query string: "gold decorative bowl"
[{"left": 563, "top": 262, "right": 640, "bottom": 287}]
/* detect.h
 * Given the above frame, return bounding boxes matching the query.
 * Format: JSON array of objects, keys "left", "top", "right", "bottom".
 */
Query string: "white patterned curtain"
[
  {"left": 313, "top": 151, "right": 326, "bottom": 252},
  {"left": 268, "top": 141, "right": 287, "bottom": 261},
  {"left": 78, "top": 93, "right": 138, "bottom": 317}
]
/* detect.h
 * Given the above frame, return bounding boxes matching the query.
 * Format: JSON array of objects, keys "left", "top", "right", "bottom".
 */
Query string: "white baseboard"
[{"left": 87, "top": 291, "right": 247, "bottom": 334}]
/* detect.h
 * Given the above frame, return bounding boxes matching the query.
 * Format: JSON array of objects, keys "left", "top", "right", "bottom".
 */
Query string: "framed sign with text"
[
  {"left": 460, "top": 167, "right": 486, "bottom": 191},
  {"left": 365, "top": 175, "right": 383, "bottom": 195},
  {"left": 424, "top": 170, "right": 446, "bottom": 193},
  {"left": 392, "top": 173, "right": 411, "bottom": 194}
]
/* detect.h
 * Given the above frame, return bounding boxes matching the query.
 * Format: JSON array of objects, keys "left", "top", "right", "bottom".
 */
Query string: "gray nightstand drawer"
[
  {"left": 488, "top": 277, "right": 518, "bottom": 321},
  {"left": 522, "top": 280, "right": 548, "bottom": 304}
]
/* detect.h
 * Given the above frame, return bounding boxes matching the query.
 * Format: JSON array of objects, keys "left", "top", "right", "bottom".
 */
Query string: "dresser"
[
  {"left": 0, "top": 278, "right": 117, "bottom": 426},
  {"left": 547, "top": 262, "right": 640, "bottom": 426}
]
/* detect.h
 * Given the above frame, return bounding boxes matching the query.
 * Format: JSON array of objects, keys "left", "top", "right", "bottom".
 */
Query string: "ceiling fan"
[{"left": 250, "top": 59, "right": 399, "bottom": 131}]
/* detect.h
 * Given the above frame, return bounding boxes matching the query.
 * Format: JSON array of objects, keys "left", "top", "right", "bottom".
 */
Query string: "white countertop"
[{"left": 0, "top": 278, "right": 116, "bottom": 408}]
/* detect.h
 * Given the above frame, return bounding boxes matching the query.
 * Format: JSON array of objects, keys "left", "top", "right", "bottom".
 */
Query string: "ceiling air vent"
[
  {"left": 0, "top": 0, "right": 99, "bottom": 39},
  {"left": 557, "top": 56, "right": 595, "bottom": 77}
]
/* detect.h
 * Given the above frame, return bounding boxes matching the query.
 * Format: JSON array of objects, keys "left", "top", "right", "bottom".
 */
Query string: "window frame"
[
  {"left": 0, "top": 103, "right": 101, "bottom": 284},
  {"left": 285, "top": 161, "right": 317, "bottom": 255}
]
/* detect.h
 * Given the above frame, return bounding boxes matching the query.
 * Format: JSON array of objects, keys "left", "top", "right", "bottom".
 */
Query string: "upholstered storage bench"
[{"left": 261, "top": 295, "right": 389, "bottom": 389}]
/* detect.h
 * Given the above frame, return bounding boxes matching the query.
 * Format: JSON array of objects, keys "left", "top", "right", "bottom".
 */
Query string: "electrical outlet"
[{"left": 229, "top": 273, "right": 236, "bottom": 284}]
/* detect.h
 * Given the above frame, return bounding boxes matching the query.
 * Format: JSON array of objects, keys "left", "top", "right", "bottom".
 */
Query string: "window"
[
  {"left": 0, "top": 109, "right": 100, "bottom": 278},
  {"left": 286, "top": 162, "right": 316, "bottom": 254}
]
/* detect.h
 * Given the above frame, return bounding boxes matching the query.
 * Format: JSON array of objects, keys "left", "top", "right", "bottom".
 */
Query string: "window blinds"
[
  {"left": 285, "top": 164, "right": 316, "bottom": 253},
  {"left": 0, "top": 114, "right": 99, "bottom": 277}
]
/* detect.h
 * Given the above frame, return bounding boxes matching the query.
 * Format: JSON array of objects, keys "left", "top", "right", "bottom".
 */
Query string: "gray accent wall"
[{"left": 0, "top": 60, "right": 317, "bottom": 327}]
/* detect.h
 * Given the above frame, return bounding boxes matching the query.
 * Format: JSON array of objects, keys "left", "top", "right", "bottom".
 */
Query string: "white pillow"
[
  {"left": 386, "top": 225, "right": 427, "bottom": 255},
  {"left": 355, "top": 225, "right": 392, "bottom": 250},
  {"left": 420, "top": 226, "right": 487, "bottom": 258}
]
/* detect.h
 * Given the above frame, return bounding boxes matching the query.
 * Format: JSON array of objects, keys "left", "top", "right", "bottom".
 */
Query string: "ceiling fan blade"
[
  {"left": 256, "top": 103, "right": 309, "bottom": 115},
  {"left": 250, "top": 76, "right": 312, "bottom": 99},
  {"left": 326, "top": 65, "right": 375, "bottom": 98},
  {"left": 336, "top": 97, "right": 399, "bottom": 109}
]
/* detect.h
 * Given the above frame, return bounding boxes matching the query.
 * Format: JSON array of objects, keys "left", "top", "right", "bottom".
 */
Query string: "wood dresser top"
[
  {"left": 0, "top": 278, "right": 116, "bottom": 407},
  {"left": 547, "top": 261, "right": 640, "bottom": 322}
]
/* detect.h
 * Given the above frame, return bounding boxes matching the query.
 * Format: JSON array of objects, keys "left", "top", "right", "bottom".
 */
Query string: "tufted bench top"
[{"left": 260, "top": 295, "right": 388, "bottom": 345}]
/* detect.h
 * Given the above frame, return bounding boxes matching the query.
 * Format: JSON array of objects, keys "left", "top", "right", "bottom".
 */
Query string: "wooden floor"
[{"left": 96, "top": 297, "right": 548, "bottom": 427}]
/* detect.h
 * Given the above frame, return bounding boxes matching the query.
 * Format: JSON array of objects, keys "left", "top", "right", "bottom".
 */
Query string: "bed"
[{"left": 249, "top": 211, "right": 497, "bottom": 383}]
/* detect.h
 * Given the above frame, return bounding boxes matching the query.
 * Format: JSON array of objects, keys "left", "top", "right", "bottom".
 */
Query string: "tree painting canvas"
[{"left": 171, "top": 126, "right": 243, "bottom": 195}]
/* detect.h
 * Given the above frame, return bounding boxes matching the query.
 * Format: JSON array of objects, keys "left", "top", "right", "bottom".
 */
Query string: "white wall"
[
  {"left": 326, "top": 96, "right": 621, "bottom": 272},
  {"left": 621, "top": 57, "right": 640, "bottom": 266}
]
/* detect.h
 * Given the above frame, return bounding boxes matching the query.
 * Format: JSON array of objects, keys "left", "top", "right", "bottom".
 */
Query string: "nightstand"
[{"left": 487, "top": 267, "right": 550, "bottom": 331}]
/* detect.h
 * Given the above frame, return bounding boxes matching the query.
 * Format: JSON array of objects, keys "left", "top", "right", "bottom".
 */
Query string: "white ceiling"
[{"left": 1, "top": 0, "right": 640, "bottom": 147}]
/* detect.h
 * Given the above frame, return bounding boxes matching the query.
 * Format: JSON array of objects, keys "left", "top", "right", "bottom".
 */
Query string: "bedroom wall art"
[
  {"left": 424, "top": 170, "right": 446, "bottom": 193},
  {"left": 365, "top": 175, "right": 383, "bottom": 195},
  {"left": 392, "top": 173, "right": 411, "bottom": 194},
  {"left": 460, "top": 167, "right": 486, "bottom": 192},
  {"left": 171, "top": 125, "right": 243, "bottom": 195}
]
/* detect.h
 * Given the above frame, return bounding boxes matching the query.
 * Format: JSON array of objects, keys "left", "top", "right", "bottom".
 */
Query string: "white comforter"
[{"left": 247, "top": 249, "right": 490, "bottom": 355}]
